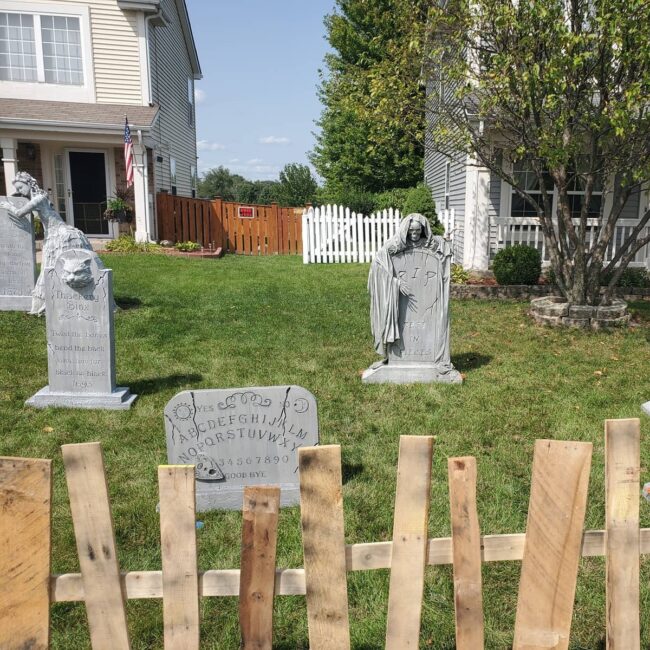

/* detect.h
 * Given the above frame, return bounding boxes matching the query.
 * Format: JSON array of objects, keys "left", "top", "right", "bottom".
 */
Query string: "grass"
[{"left": 1, "top": 253, "right": 649, "bottom": 649}]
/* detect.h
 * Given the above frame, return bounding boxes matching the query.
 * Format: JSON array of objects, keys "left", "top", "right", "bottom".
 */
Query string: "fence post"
[{"left": 0, "top": 456, "right": 52, "bottom": 650}]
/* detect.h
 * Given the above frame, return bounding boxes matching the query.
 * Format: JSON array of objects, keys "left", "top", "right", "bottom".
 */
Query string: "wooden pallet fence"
[
  {"left": 0, "top": 419, "right": 646, "bottom": 649},
  {"left": 301, "top": 205, "right": 402, "bottom": 264},
  {"left": 155, "top": 194, "right": 303, "bottom": 255}
]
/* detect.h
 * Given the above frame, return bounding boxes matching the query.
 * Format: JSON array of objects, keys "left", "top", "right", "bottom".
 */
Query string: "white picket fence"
[{"left": 302, "top": 205, "right": 402, "bottom": 264}]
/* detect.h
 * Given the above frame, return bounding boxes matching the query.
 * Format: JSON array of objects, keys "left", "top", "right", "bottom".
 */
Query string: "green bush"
[
  {"left": 175, "top": 241, "right": 201, "bottom": 252},
  {"left": 602, "top": 266, "right": 650, "bottom": 288},
  {"left": 492, "top": 245, "right": 542, "bottom": 285},
  {"left": 402, "top": 184, "right": 443, "bottom": 235},
  {"left": 451, "top": 263, "right": 470, "bottom": 284},
  {"left": 104, "top": 235, "right": 162, "bottom": 254},
  {"left": 314, "top": 186, "right": 376, "bottom": 215},
  {"left": 373, "top": 187, "right": 410, "bottom": 213}
]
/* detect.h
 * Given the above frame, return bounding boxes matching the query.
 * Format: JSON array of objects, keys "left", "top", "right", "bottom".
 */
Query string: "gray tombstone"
[
  {"left": 26, "top": 249, "right": 137, "bottom": 409},
  {"left": 0, "top": 197, "right": 36, "bottom": 311},
  {"left": 164, "top": 386, "right": 319, "bottom": 511},
  {"left": 642, "top": 401, "right": 650, "bottom": 416},
  {"left": 363, "top": 213, "right": 462, "bottom": 384}
]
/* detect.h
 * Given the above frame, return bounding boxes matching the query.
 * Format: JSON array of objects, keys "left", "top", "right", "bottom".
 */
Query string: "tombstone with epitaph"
[
  {"left": 164, "top": 386, "right": 319, "bottom": 510},
  {"left": 363, "top": 213, "right": 462, "bottom": 384},
  {"left": 26, "top": 249, "right": 137, "bottom": 409},
  {"left": 0, "top": 197, "right": 36, "bottom": 311}
]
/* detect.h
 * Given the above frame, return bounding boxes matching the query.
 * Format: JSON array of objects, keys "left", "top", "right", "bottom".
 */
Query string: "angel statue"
[
  {"left": 362, "top": 212, "right": 462, "bottom": 384},
  {"left": 0, "top": 171, "right": 104, "bottom": 316}
]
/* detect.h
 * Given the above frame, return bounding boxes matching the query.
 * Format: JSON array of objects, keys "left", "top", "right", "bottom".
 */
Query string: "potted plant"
[{"left": 104, "top": 186, "right": 134, "bottom": 227}]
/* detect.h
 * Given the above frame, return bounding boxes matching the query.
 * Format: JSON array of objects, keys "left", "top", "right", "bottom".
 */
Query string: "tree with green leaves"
[
  {"left": 427, "top": 0, "right": 650, "bottom": 305},
  {"left": 311, "top": 0, "right": 427, "bottom": 196},
  {"left": 275, "top": 163, "right": 318, "bottom": 206},
  {"left": 197, "top": 166, "right": 281, "bottom": 204}
]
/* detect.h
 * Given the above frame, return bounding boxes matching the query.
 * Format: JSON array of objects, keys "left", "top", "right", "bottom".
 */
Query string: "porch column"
[
  {"left": 1, "top": 138, "right": 17, "bottom": 195},
  {"left": 133, "top": 143, "right": 153, "bottom": 242},
  {"left": 462, "top": 156, "right": 491, "bottom": 271}
]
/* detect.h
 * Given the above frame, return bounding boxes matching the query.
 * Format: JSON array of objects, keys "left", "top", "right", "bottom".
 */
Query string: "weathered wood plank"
[
  {"left": 239, "top": 486, "right": 280, "bottom": 650},
  {"left": 62, "top": 442, "right": 130, "bottom": 650},
  {"left": 0, "top": 457, "right": 52, "bottom": 650},
  {"left": 50, "top": 526, "right": 650, "bottom": 602},
  {"left": 606, "top": 418, "right": 640, "bottom": 650},
  {"left": 158, "top": 465, "right": 199, "bottom": 650},
  {"left": 299, "top": 445, "right": 351, "bottom": 650},
  {"left": 385, "top": 435, "right": 434, "bottom": 649},
  {"left": 513, "top": 440, "right": 592, "bottom": 650},
  {"left": 448, "top": 456, "right": 484, "bottom": 650}
]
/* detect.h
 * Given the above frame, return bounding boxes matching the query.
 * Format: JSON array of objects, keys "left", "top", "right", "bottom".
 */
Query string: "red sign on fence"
[{"left": 238, "top": 206, "right": 255, "bottom": 219}]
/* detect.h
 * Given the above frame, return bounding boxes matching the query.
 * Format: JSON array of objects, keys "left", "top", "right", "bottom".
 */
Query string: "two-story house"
[{"left": 0, "top": 0, "right": 201, "bottom": 242}]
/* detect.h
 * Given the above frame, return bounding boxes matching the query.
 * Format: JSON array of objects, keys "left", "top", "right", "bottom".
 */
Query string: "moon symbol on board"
[{"left": 293, "top": 398, "right": 309, "bottom": 414}]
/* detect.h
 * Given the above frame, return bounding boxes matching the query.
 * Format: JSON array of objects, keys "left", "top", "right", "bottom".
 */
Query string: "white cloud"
[
  {"left": 247, "top": 157, "right": 264, "bottom": 165},
  {"left": 259, "top": 135, "right": 290, "bottom": 145},
  {"left": 197, "top": 140, "right": 225, "bottom": 151},
  {"left": 229, "top": 158, "right": 240, "bottom": 163},
  {"left": 194, "top": 88, "right": 206, "bottom": 103}
]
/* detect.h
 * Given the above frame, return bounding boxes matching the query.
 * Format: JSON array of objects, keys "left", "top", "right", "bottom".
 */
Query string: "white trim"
[
  {"left": 136, "top": 12, "right": 151, "bottom": 105},
  {"left": 0, "top": 1, "right": 96, "bottom": 102}
]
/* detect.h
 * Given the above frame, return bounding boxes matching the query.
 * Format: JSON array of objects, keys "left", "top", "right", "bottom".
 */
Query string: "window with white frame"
[
  {"left": 190, "top": 163, "right": 197, "bottom": 198},
  {"left": 566, "top": 168, "right": 603, "bottom": 219},
  {"left": 444, "top": 161, "right": 451, "bottom": 210},
  {"left": 0, "top": 10, "right": 83, "bottom": 85},
  {"left": 510, "top": 160, "right": 553, "bottom": 218},
  {"left": 170, "top": 157, "right": 177, "bottom": 195},
  {"left": 187, "top": 77, "right": 194, "bottom": 127}
]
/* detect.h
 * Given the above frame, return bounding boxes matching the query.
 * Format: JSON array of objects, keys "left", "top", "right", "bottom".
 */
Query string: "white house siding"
[
  {"left": 147, "top": 0, "right": 197, "bottom": 197},
  {"left": 54, "top": 0, "right": 143, "bottom": 104}
]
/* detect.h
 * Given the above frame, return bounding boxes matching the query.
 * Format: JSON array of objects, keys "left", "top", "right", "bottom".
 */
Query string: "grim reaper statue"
[{"left": 362, "top": 213, "right": 462, "bottom": 384}]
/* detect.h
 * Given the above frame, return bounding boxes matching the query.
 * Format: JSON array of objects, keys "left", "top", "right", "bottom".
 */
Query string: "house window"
[
  {"left": 444, "top": 161, "right": 451, "bottom": 210},
  {"left": 170, "top": 157, "right": 177, "bottom": 195},
  {"left": 567, "top": 170, "right": 603, "bottom": 219},
  {"left": 187, "top": 77, "right": 194, "bottom": 127},
  {"left": 190, "top": 164, "right": 197, "bottom": 198},
  {"left": 510, "top": 160, "right": 553, "bottom": 218},
  {"left": 0, "top": 11, "right": 83, "bottom": 85}
]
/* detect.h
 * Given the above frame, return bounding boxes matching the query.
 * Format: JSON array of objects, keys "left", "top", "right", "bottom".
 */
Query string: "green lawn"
[{"left": 1, "top": 253, "right": 649, "bottom": 649}]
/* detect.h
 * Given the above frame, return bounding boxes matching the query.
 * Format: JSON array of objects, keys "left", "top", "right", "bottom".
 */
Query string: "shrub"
[
  {"left": 104, "top": 235, "right": 162, "bottom": 254},
  {"left": 314, "top": 186, "right": 376, "bottom": 215},
  {"left": 175, "top": 241, "right": 201, "bottom": 252},
  {"left": 492, "top": 245, "right": 542, "bottom": 285},
  {"left": 602, "top": 267, "right": 650, "bottom": 288},
  {"left": 402, "top": 184, "right": 444, "bottom": 235},
  {"left": 373, "top": 187, "right": 410, "bottom": 213},
  {"left": 451, "top": 263, "right": 470, "bottom": 284}
]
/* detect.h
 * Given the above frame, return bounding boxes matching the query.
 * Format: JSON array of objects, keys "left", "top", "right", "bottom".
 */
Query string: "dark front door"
[{"left": 69, "top": 151, "right": 109, "bottom": 235}]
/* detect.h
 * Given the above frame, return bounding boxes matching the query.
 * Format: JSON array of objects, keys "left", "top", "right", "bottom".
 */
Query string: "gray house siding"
[{"left": 148, "top": 0, "right": 198, "bottom": 198}]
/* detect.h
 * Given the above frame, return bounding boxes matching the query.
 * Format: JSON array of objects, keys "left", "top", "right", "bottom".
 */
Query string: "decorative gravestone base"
[
  {"left": 26, "top": 386, "right": 137, "bottom": 410},
  {"left": 530, "top": 296, "right": 629, "bottom": 329},
  {"left": 642, "top": 401, "right": 650, "bottom": 416},
  {"left": 362, "top": 360, "right": 463, "bottom": 384}
]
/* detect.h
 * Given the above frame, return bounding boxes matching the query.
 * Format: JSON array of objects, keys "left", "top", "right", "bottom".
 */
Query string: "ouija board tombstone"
[
  {"left": 363, "top": 213, "right": 462, "bottom": 384},
  {"left": 0, "top": 197, "right": 36, "bottom": 311},
  {"left": 164, "top": 386, "right": 319, "bottom": 511},
  {"left": 26, "top": 249, "right": 136, "bottom": 409}
]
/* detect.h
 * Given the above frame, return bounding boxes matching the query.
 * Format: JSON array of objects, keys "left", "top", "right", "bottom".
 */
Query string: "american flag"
[{"left": 124, "top": 117, "right": 134, "bottom": 187}]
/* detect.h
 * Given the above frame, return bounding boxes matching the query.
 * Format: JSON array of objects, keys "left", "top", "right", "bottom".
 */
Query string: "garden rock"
[{"left": 530, "top": 296, "right": 629, "bottom": 329}]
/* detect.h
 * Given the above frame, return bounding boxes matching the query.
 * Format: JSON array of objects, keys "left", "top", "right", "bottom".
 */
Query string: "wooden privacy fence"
[
  {"left": 156, "top": 193, "right": 304, "bottom": 255},
  {"left": 0, "top": 418, "right": 646, "bottom": 649}
]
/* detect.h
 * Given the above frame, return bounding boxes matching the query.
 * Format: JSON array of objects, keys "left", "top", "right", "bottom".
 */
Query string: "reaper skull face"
[{"left": 408, "top": 221, "right": 423, "bottom": 242}]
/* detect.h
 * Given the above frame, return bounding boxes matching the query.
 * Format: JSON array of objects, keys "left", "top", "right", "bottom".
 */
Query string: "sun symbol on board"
[{"left": 173, "top": 402, "right": 194, "bottom": 420}]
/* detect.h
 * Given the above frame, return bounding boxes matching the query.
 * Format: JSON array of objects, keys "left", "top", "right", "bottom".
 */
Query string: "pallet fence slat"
[
  {"left": 50, "top": 527, "right": 650, "bottom": 602},
  {"left": 448, "top": 456, "right": 484, "bottom": 650},
  {"left": 513, "top": 440, "right": 593, "bottom": 650},
  {"left": 0, "top": 457, "right": 52, "bottom": 650},
  {"left": 239, "top": 486, "right": 280, "bottom": 650},
  {"left": 61, "top": 442, "right": 131, "bottom": 650},
  {"left": 606, "top": 418, "right": 641, "bottom": 650},
  {"left": 299, "top": 445, "right": 351, "bottom": 650},
  {"left": 385, "top": 435, "right": 434, "bottom": 649},
  {"left": 158, "top": 465, "right": 200, "bottom": 650}
]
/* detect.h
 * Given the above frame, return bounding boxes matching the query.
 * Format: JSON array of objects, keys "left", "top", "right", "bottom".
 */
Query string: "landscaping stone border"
[
  {"left": 451, "top": 284, "right": 650, "bottom": 302},
  {"left": 529, "top": 296, "right": 630, "bottom": 329}
]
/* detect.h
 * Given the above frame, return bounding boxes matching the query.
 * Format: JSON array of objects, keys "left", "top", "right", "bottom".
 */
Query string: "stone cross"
[{"left": 26, "top": 249, "right": 136, "bottom": 409}]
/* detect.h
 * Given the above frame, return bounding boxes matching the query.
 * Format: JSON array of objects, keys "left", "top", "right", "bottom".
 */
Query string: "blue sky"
[{"left": 186, "top": 1, "right": 335, "bottom": 181}]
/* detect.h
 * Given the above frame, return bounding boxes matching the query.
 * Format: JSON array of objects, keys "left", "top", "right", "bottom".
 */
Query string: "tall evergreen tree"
[{"left": 311, "top": 0, "right": 427, "bottom": 195}]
